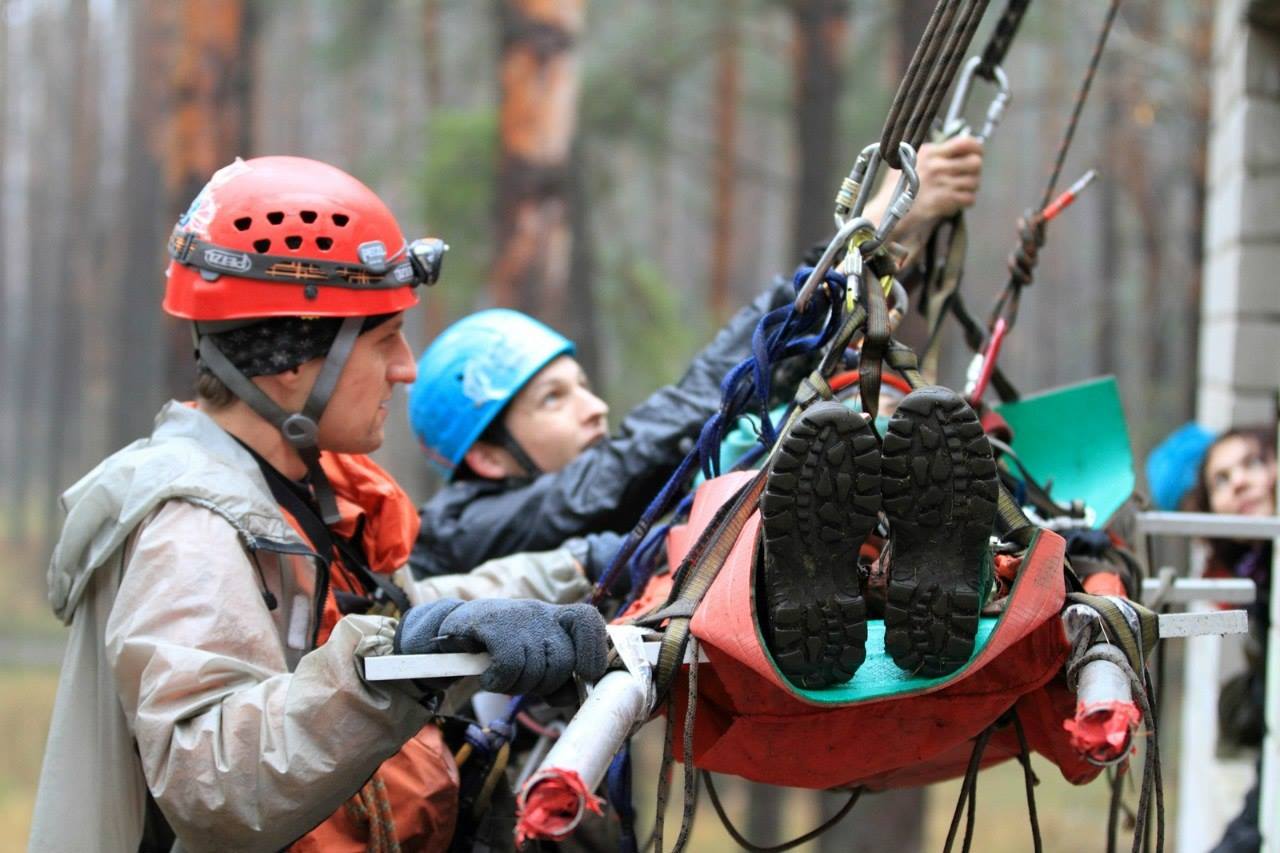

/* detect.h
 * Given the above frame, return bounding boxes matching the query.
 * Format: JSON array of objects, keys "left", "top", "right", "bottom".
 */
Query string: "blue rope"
[
  {"left": 591, "top": 266, "right": 848, "bottom": 604},
  {"left": 607, "top": 743, "right": 639, "bottom": 853}
]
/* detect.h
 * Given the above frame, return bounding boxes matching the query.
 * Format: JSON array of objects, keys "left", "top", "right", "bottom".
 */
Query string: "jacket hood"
[{"left": 48, "top": 402, "right": 305, "bottom": 623}]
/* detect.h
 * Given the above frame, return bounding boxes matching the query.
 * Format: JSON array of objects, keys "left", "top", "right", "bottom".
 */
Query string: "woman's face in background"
[{"left": 1203, "top": 434, "right": 1277, "bottom": 516}]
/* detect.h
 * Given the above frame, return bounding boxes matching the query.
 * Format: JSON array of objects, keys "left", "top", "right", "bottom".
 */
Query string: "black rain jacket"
[{"left": 410, "top": 280, "right": 796, "bottom": 579}]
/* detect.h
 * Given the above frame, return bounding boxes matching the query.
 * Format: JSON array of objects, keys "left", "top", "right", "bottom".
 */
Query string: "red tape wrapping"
[
  {"left": 1063, "top": 700, "right": 1141, "bottom": 763},
  {"left": 515, "top": 769, "right": 605, "bottom": 846}
]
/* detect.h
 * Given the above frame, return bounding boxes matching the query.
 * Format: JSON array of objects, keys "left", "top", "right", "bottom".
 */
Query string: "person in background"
[{"left": 1195, "top": 425, "right": 1275, "bottom": 853}]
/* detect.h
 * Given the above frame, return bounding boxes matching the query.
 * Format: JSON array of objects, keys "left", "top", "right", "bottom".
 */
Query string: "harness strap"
[
  {"left": 920, "top": 212, "right": 968, "bottom": 382},
  {"left": 253, "top": 445, "right": 412, "bottom": 617},
  {"left": 1065, "top": 592, "right": 1159, "bottom": 676}
]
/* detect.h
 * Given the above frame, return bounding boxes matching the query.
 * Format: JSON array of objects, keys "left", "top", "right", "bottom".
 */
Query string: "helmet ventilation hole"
[
  {"left": 234, "top": 217, "right": 252, "bottom": 231},
  {"left": 316, "top": 236, "right": 333, "bottom": 251},
  {"left": 253, "top": 238, "right": 271, "bottom": 253},
  {"left": 300, "top": 210, "right": 318, "bottom": 223},
  {"left": 332, "top": 213, "right": 350, "bottom": 227},
  {"left": 284, "top": 235, "right": 303, "bottom": 250},
  {"left": 266, "top": 211, "right": 285, "bottom": 225}
]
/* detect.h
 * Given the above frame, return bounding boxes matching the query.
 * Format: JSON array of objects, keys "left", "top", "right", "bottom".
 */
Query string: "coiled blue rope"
[{"left": 591, "top": 266, "right": 849, "bottom": 605}]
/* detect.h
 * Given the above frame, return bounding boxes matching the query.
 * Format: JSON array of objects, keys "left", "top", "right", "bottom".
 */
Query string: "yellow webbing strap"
[{"left": 1066, "top": 591, "right": 1159, "bottom": 673}]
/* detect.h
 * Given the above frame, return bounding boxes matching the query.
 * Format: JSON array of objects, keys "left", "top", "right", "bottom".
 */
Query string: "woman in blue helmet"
[{"left": 406, "top": 136, "right": 988, "bottom": 581}]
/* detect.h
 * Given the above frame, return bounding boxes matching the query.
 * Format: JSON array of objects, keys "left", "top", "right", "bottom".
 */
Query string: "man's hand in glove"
[{"left": 394, "top": 598, "right": 609, "bottom": 695}]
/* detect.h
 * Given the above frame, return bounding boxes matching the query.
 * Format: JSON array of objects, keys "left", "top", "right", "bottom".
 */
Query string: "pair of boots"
[{"left": 758, "top": 386, "right": 1000, "bottom": 689}]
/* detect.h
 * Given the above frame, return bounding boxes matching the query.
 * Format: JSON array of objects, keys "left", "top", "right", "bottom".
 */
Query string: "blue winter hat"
[{"left": 1145, "top": 422, "right": 1216, "bottom": 510}]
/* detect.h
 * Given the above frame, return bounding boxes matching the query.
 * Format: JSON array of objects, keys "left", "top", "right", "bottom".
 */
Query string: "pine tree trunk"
[
  {"left": 1183, "top": 0, "right": 1212, "bottom": 419},
  {"left": 490, "top": 0, "right": 585, "bottom": 331},
  {"left": 48, "top": 0, "right": 95, "bottom": 525},
  {"left": 111, "top": 0, "right": 175, "bottom": 448},
  {"left": 424, "top": 0, "right": 443, "bottom": 106},
  {"left": 789, "top": 0, "right": 850, "bottom": 261},
  {"left": 163, "top": 0, "right": 253, "bottom": 401},
  {"left": 709, "top": 2, "right": 740, "bottom": 323}
]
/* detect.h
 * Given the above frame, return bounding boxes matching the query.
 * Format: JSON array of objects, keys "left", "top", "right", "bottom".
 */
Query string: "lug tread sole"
[
  {"left": 761, "top": 402, "right": 881, "bottom": 688},
  {"left": 880, "top": 386, "right": 997, "bottom": 678}
]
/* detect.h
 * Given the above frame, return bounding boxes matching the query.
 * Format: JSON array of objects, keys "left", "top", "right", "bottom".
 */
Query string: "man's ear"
[
  {"left": 464, "top": 441, "right": 518, "bottom": 480},
  {"left": 252, "top": 366, "right": 310, "bottom": 410}
]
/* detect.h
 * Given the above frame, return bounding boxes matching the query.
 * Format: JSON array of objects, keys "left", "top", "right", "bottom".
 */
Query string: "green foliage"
[
  {"left": 414, "top": 106, "right": 499, "bottom": 317},
  {"left": 597, "top": 252, "right": 710, "bottom": 415}
]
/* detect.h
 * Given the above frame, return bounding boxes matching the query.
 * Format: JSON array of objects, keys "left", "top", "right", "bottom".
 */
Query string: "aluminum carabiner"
[
  {"left": 794, "top": 216, "right": 874, "bottom": 313},
  {"left": 943, "top": 56, "right": 1011, "bottom": 144}
]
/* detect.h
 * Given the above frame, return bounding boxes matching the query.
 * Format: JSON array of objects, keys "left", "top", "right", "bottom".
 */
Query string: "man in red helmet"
[{"left": 30, "top": 156, "right": 607, "bottom": 852}]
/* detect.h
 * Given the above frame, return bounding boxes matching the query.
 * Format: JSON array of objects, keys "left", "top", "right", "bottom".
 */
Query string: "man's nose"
[{"left": 389, "top": 336, "right": 418, "bottom": 385}]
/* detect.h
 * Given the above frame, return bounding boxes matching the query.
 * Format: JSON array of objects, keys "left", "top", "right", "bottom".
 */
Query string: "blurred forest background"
[{"left": 0, "top": 0, "right": 1211, "bottom": 847}]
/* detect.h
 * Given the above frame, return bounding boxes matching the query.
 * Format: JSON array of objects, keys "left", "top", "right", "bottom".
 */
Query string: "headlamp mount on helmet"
[{"left": 169, "top": 231, "right": 447, "bottom": 296}]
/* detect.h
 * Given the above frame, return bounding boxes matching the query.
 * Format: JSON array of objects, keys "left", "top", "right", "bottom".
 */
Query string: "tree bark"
[
  {"left": 1095, "top": 65, "right": 1121, "bottom": 377},
  {"left": 490, "top": 0, "right": 584, "bottom": 331},
  {"left": 48, "top": 0, "right": 96, "bottom": 524},
  {"left": 112, "top": 0, "right": 175, "bottom": 447},
  {"left": 709, "top": 1, "right": 740, "bottom": 323},
  {"left": 789, "top": 0, "right": 850, "bottom": 261},
  {"left": 0, "top": 0, "right": 11, "bottom": 521},
  {"left": 163, "top": 0, "right": 254, "bottom": 401},
  {"left": 1183, "top": 0, "right": 1212, "bottom": 419},
  {"left": 424, "top": 0, "right": 443, "bottom": 106}
]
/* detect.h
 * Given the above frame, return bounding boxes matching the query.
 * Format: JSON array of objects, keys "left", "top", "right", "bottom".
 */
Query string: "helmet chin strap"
[
  {"left": 488, "top": 419, "right": 543, "bottom": 479},
  {"left": 195, "top": 316, "right": 364, "bottom": 525}
]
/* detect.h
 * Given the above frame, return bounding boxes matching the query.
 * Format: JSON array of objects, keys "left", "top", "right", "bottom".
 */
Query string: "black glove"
[
  {"left": 565, "top": 531, "right": 627, "bottom": 588},
  {"left": 394, "top": 598, "right": 609, "bottom": 695}
]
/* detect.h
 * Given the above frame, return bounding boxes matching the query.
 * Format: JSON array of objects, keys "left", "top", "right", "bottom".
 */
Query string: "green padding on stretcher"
[
  {"left": 791, "top": 617, "right": 998, "bottom": 704},
  {"left": 995, "top": 376, "right": 1135, "bottom": 527}
]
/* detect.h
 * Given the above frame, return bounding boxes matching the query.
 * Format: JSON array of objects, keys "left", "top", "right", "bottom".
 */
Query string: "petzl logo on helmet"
[
  {"left": 202, "top": 247, "right": 253, "bottom": 273},
  {"left": 392, "top": 262, "right": 415, "bottom": 283},
  {"left": 357, "top": 241, "right": 387, "bottom": 273},
  {"left": 462, "top": 347, "right": 526, "bottom": 407}
]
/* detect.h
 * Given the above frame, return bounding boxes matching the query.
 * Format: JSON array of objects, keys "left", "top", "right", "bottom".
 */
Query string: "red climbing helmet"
[{"left": 164, "top": 155, "right": 445, "bottom": 321}]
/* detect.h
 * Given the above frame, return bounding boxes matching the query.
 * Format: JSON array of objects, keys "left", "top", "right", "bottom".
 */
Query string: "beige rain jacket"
[{"left": 29, "top": 402, "right": 590, "bottom": 852}]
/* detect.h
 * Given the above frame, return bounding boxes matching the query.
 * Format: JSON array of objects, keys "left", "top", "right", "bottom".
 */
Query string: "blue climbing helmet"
[{"left": 408, "top": 308, "right": 575, "bottom": 479}]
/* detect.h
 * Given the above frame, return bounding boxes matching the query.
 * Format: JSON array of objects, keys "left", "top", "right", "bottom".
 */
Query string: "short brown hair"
[{"left": 194, "top": 371, "right": 236, "bottom": 409}]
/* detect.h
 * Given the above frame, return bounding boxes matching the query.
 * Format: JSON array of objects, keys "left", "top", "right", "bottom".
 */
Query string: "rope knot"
[{"left": 1006, "top": 210, "right": 1046, "bottom": 288}]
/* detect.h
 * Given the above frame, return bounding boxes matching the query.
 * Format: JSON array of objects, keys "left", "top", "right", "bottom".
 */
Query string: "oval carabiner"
[
  {"left": 869, "top": 142, "right": 919, "bottom": 248},
  {"left": 795, "top": 216, "right": 875, "bottom": 313},
  {"left": 943, "top": 56, "right": 1012, "bottom": 144}
]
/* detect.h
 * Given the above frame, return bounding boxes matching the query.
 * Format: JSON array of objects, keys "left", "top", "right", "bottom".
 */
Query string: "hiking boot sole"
[
  {"left": 881, "top": 386, "right": 998, "bottom": 677},
  {"left": 760, "top": 402, "right": 881, "bottom": 688}
]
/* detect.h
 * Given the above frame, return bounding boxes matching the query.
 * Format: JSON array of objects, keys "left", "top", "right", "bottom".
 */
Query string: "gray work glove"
[{"left": 394, "top": 598, "right": 609, "bottom": 695}]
